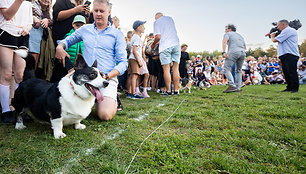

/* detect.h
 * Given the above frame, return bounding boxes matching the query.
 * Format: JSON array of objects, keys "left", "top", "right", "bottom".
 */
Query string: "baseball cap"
[
  {"left": 197, "top": 55, "right": 201, "bottom": 58},
  {"left": 133, "top": 20, "right": 146, "bottom": 30},
  {"left": 73, "top": 15, "right": 86, "bottom": 24}
]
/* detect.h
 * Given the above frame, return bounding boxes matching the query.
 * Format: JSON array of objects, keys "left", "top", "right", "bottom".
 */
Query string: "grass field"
[{"left": 0, "top": 84, "right": 305, "bottom": 174}]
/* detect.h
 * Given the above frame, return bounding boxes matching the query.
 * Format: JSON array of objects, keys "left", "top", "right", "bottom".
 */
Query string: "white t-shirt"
[
  {"left": 153, "top": 16, "right": 180, "bottom": 53},
  {"left": 204, "top": 71, "right": 211, "bottom": 80},
  {"left": 129, "top": 34, "right": 143, "bottom": 60},
  {"left": 0, "top": 0, "right": 33, "bottom": 37}
]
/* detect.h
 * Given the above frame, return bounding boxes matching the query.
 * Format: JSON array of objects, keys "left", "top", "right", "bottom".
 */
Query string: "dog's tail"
[{"left": 14, "top": 50, "right": 36, "bottom": 81}]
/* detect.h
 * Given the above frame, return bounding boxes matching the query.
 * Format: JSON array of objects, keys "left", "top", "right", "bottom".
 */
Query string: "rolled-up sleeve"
[
  {"left": 58, "top": 27, "right": 83, "bottom": 50},
  {"left": 275, "top": 29, "right": 290, "bottom": 43},
  {"left": 113, "top": 32, "right": 128, "bottom": 75}
]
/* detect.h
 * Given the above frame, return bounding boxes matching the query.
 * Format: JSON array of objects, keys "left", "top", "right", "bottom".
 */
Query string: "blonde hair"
[{"left": 181, "top": 43, "right": 188, "bottom": 48}]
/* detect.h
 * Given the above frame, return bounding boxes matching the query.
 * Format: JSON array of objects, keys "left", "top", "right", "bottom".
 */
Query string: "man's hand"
[
  {"left": 56, "top": 44, "right": 70, "bottom": 67},
  {"left": 223, "top": 52, "right": 229, "bottom": 59},
  {"left": 74, "top": 5, "right": 87, "bottom": 13}
]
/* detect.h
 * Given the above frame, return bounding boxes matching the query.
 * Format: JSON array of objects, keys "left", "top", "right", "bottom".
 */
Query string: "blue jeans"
[{"left": 224, "top": 51, "right": 246, "bottom": 89}]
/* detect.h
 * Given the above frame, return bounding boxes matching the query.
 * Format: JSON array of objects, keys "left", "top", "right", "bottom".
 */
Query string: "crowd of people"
[{"left": 0, "top": 0, "right": 305, "bottom": 124}]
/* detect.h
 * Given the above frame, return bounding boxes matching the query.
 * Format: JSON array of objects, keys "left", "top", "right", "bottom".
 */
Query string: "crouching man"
[{"left": 55, "top": 0, "right": 127, "bottom": 120}]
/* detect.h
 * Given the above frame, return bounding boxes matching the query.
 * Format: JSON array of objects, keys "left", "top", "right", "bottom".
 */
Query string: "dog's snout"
[{"left": 103, "top": 81, "right": 109, "bottom": 87}]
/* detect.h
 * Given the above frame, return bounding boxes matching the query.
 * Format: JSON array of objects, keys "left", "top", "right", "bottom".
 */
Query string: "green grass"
[{"left": 0, "top": 85, "right": 305, "bottom": 174}]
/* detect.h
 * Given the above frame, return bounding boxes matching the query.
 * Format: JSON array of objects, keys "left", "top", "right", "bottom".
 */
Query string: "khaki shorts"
[{"left": 128, "top": 59, "right": 140, "bottom": 75}]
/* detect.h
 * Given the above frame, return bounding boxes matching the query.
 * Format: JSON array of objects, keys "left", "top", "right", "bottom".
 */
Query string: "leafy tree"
[
  {"left": 253, "top": 47, "right": 266, "bottom": 58},
  {"left": 299, "top": 39, "right": 306, "bottom": 57},
  {"left": 266, "top": 45, "right": 277, "bottom": 57},
  {"left": 246, "top": 48, "right": 254, "bottom": 57}
]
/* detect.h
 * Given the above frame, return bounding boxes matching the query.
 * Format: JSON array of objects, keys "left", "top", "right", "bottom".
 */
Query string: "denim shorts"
[
  {"left": 28, "top": 26, "right": 43, "bottom": 53},
  {"left": 159, "top": 45, "right": 181, "bottom": 65}
]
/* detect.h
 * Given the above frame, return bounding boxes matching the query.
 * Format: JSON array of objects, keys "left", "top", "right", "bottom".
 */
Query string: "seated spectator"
[
  {"left": 259, "top": 68, "right": 270, "bottom": 84},
  {"left": 298, "top": 63, "right": 306, "bottom": 84},
  {"left": 211, "top": 68, "right": 219, "bottom": 85},
  {"left": 250, "top": 68, "right": 262, "bottom": 85},
  {"left": 269, "top": 71, "right": 284, "bottom": 84},
  {"left": 204, "top": 68, "right": 212, "bottom": 84},
  {"left": 195, "top": 68, "right": 207, "bottom": 86},
  {"left": 258, "top": 59, "right": 268, "bottom": 74},
  {"left": 267, "top": 58, "right": 279, "bottom": 75},
  {"left": 65, "top": 15, "right": 86, "bottom": 65}
]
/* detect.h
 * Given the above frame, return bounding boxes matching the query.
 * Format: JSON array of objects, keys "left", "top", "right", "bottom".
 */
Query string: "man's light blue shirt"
[
  {"left": 60, "top": 22, "right": 128, "bottom": 75},
  {"left": 275, "top": 26, "right": 300, "bottom": 57}
]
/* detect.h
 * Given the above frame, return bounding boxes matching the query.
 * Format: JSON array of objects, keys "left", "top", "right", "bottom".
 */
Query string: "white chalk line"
[
  {"left": 125, "top": 98, "right": 187, "bottom": 174},
  {"left": 54, "top": 128, "right": 124, "bottom": 174},
  {"left": 55, "top": 102, "right": 166, "bottom": 174}
]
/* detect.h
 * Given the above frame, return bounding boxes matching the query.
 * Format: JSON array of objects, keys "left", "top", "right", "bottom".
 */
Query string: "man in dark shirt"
[{"left": 52, "top": 0, "right": 89, "bottom": 46}]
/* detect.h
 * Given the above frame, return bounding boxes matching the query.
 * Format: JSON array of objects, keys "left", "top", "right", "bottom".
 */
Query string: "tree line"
[{"left": 189, "top": 40, "right": 306, "bottom": 59}]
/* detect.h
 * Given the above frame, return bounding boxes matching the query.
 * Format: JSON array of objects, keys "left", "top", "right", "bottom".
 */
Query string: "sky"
[{"left": 53, "top": 0, "right": 306, "bottom": 52}]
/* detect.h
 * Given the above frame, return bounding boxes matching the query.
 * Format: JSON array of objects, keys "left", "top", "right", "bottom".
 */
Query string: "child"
[
  {"left": 127, "top": 20, "right": 148, "bottom": 99},
  {"left": 65, "top": 15, "right": 86, "bottom": 65}
]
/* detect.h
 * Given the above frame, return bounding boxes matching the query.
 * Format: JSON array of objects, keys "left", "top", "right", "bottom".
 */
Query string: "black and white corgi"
[{"left": 12, "top": 50, "right": 109, "bottom": 139}]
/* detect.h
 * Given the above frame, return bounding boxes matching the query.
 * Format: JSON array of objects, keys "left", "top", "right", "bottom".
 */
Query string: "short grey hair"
[
  {"left": 155, "top": 12, "right": 163, "bottom": 17},
  {"left": 279, "top": 19, "right": 289, "bottom": 25},
  {"left": 93, "top": 0, "right": 110, "bottom": 6}
]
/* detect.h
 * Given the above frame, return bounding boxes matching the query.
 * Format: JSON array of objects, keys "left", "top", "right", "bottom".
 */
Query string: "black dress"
[{"left": 179, "top": 51, "right": 190, "bottom": 78}]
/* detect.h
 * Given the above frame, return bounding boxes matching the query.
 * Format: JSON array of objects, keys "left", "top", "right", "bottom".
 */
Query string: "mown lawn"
[{"left": 0, "top": 84, "right": 305, "bottom": 174}]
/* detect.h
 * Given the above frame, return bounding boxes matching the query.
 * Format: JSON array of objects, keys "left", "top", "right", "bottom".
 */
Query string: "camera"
[{"left": 265, "top": 19, "right": 302, "bottom": 38}]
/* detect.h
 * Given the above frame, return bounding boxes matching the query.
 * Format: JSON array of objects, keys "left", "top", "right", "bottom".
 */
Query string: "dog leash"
[{"left": 125, "top": 97, "right": 187, "bottom": 174}]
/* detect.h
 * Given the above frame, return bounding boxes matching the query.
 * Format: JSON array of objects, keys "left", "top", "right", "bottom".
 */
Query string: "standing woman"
[
  {"left": 179, "top": 44, "right": 190, "bottom": 79},
  {"left": 28, "top": 0, "right": 53, "bottom": 70},
  {"left": 0, "top": 0, "right": 33, "bottom": 124}
]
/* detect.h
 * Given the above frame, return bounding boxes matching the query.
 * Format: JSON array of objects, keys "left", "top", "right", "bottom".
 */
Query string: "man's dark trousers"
[{"left": 279, "top": 53, "right": 299, "bottom": 91}]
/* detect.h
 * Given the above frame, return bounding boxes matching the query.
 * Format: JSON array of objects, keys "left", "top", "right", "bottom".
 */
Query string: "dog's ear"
[
  {"left": 74, "top": 54, "right": 88, "bottom": 70},
  {"left": 91, "top": 59, "right": 97, "bottom": 68}
]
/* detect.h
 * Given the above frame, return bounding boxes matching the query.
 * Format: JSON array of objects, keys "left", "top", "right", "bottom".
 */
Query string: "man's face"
[
  {"left": 138, "top": 24, "right": 145, "bottom": 33},
  {"left": 277, "top": 22, "right": 287, "bottom": 31},
  {"left": 93, "top": 2, "right": 111, "bottom": 26}
]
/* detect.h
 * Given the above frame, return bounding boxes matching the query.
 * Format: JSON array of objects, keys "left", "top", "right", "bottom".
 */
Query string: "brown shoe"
[{"left": 223, "top": 86, "right": 238, "bottom": 93}]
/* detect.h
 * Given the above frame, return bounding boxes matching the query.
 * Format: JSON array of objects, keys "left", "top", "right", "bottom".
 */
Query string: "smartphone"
[
  {"left": 82, "top": 1, "right": 91, "bottom": 17},
  {"left": 84, "top": 1, "right": 91, "bottom": 6}
]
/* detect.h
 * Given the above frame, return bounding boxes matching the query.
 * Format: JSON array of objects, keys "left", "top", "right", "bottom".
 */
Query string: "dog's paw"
[
  {"left": 75, "top": 123, "right": 86, "bottom": 130},
  {"left": 54, "top": 132, "right": 66, "bottom": 139},
  {"left": 15, "top": 123, "right": 26, "bottom": 130}
]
